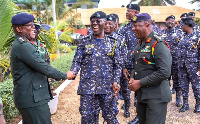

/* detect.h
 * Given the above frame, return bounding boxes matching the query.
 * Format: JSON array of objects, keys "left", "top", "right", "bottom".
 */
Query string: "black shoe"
[
  {"left": 176, "top": 97, "right": 182, "bottom": 107},
  {"left": 121, "top": 104, "right": 125, "bottom": 110},
  {"left": 179, "top": 104, "right": 189, "bottom": 112},
  {"left": 128, "top": 116, "right": 139, "bottom": 124},
  {"left": 124, "top": 109, "right": 130, "bottom": 117},
  {"left": 171, "top": 88, "right": 175, "bottom": 94},
  {"left": 194, "top": 104, "right": 200, "bottom": 113},
  {"left": 119, "top": 94, "right": 124, "bottom": 100}
]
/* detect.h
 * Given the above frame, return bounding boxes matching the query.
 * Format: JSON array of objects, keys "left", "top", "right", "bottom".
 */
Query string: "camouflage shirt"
[{"left": 71, "top": 34, "right": 122, "bottom": 94}]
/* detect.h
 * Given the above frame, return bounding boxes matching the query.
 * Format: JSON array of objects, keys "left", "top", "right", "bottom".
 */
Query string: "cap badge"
[
  {"left": 132, "top": 16, "right": 137, "bottom": 21},
  {"left": 97, "top": 13, "right": 100, "bottom": 17}
]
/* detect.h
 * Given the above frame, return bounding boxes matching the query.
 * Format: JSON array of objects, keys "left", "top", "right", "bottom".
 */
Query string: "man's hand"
[
  {"left": 128, "top": 79, "right": 141, "bottom": 92},
  {"left": 123, "top": 68, "right": 130, "bottom": 80},
  {"left": 66, "top": 71, "right": 76, "bottom": 80},
  {"left": 113, "top": 82, "right": 120, "bottom": 97}
]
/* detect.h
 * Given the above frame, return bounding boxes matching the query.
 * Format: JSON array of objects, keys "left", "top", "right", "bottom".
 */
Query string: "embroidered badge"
[
  {"left": 132, "top": 16, "right": 137, "bottom": 21},
  {"left": 97, "top": 13, "right": 100, "bottom": 17}
]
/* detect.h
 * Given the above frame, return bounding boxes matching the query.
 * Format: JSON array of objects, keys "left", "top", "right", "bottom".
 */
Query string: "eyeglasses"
[{"left": 35, "top": 25, "right": 41, "bottom": 30}]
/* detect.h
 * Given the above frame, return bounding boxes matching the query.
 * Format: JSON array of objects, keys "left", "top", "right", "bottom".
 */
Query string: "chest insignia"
[{"left": 141, "top": 46, "right": 151, "bottom": 52}]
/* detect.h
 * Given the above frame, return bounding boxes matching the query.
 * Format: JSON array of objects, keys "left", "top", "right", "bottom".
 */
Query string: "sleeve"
[
  {"left": 70, "top": 40, "right": 84, "bottom": 75},
  {"left": 198, "top": 43, "right": 200, "bottom": 70},
  {"left": 113, "top": 41, "right": 122, "bottom": 84},
  {"left": 17, "top": 43, "right": 67, "bottom": 80},
  {"left": 140, "top": 42, "right": 172, "bottom": 86}
]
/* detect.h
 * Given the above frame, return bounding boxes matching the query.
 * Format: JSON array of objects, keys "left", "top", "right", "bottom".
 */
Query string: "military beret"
[
  {"left": 90, "top": 11, "right": 107, "bottom": 21},
  {"left": 131, "top": 13, "right": 151, "bottom": 23},
  {"left": 181, "top": 17, "right": 194, "bottom": 25},
  {"left": 107, "top": 14, "right": 116, "bottom": 22},
  {"left": 126, "top": 4, "right": 140, "bottom": 12},
  {"left": 188, "top": 12, "right": 195, "bottom": 17},
  {"left": 180, "top": 13, "right": 188, "bottom": 18},
  {"left": 11, "top": 13, "right": 34, "bottom": 25},
  {"left": 165, "top": 15, "right": 175, "bottom": 21},
  {"left": 110, "top": 13, "right": 119, "bottom": 20}
]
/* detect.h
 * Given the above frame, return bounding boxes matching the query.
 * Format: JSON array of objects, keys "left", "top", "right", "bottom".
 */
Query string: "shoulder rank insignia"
[{"left": 18, "top": 37, "right": 25, "bottom": 43}]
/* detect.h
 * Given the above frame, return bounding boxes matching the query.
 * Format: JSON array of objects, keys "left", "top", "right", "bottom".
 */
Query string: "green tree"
[{"left": 130, "top": 0, "right": 176, "bottom": 6}]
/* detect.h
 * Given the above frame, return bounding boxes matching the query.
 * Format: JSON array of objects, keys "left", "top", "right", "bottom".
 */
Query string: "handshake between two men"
[{"left": 66, "top": 71, "right": 76, "bottom": 80}]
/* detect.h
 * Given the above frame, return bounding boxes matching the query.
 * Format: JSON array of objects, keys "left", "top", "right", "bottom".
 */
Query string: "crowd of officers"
[
  {"left": 2, "top": 3, "right": 199, "bottom": 124},
  {"left": 70, "top": 3, "right": 200, "bottom": 124}
]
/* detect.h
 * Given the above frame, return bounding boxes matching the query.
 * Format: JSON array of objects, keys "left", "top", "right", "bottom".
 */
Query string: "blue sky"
[{"left": 98, "top": 0, "right": 199, "bottom": 10}]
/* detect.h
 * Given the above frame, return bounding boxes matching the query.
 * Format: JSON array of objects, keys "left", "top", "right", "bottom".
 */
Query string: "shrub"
[
  {"left": 69, "top": 46, "right": 77, "bottom": 51},
  {"left": 57, "top": 44, "right": 72, "bottom": 53},
  {"left": 0, "top": 79, "right": 19, "bottom": 122}
]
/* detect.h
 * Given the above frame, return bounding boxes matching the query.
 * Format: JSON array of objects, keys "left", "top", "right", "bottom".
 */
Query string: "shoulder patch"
[
  {"left": 154, "top": 34, "right": 162, "bottom": 41},
  {"left": 17, "top": 37, "right": 25, "bottom": 43}
]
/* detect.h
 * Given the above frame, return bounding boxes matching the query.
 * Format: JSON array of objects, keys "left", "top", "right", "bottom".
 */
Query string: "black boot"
[
  {"left": 176, "top": 90, "right": 182, "bottom": 107},
  {"left": 194, "top": 99, "right": 200, "bottom": 113},
  {"left": 128, "top": 115, "right": 139, "bottom": 124},
  {"left": 124, "top": 100, "right": 130, "bottom": 117},
  {"left": 179, "top": 98, "right": 189, "bottom": 112}
]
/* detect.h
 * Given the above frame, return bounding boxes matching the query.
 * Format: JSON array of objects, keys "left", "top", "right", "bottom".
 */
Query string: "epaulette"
[
  {"left": 153, "top": 34, "right": 162, "bottom": 41},
  {"left": 82, "top": 34, "right": 92, "bottom": 41},
  {"left": 17, "top": 37, "right": 26, "bottom": 44}
]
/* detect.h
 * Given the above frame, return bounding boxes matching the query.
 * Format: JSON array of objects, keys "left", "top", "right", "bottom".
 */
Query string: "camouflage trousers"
[
  {"left": 178, "top": 59, "right": 200, "bottom": 99},
  {"left": 79, "top": 94, "right": 119, "bottom": 124},
  {"left": 120, "top": 69, "right": 131, "bottom": 101},
  {"left": 171, "top": 60, "right": 181, "bottom": 90}
]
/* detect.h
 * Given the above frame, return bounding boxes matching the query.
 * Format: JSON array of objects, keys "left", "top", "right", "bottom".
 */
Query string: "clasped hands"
[{"left": 66, "top": 71, "right": 76, "bottom": 80}]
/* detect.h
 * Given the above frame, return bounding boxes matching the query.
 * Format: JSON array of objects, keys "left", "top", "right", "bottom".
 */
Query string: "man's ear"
[{"left": 16, "top": 26, "right": 22, "bottom": 33}]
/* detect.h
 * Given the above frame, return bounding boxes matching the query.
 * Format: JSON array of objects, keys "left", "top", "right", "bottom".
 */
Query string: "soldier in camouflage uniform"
[
  {"left": 177, "top": 17, "right": 200, "bottom": 113},
  {"left": 117, "top": 4, "right": 140, "bottom": 122},
  {"left": 158, "top": 15, "right": 183, "bottom": 107},
  {"left": 71, "top": 11, "right": 122, "bottom": 124}
]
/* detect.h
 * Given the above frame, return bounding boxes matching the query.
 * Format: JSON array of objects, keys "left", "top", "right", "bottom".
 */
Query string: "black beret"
[
  {"left": 180, "top": 13, "right": 188, "bottom": 18},
  {"left": 165, "top": 15, "right": 175, "bottom": 21},
  {"left": 110, "top": 13, "right": 119, "bottom": 20},
  {"left": 107, "top": 14, "right": 116, "bottom": 22},
  {"left": 131, "top": 13, "right": 151, "bottom": 23},
  {"left": 181, "top": 17, "right": 193, "bottom": 23},
  {"left": 188, "top": 12, "right": 195, "bottom": 17},
  {"left": 11, "top": 13, "right": 34, "bottom": 25},
  {"left": 126, "top": 4, "right": 140, "bottom": 12},
  {"left": 90, "top": 11, "right": 107, "bottom": 21}
]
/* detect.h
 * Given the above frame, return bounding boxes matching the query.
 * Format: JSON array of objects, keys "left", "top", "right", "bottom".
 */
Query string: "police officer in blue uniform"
[
  {"left": 177, "top": 17, "right": 200, "bottom": 113},
  {"left": 10, "top": 13, "right": 75, "bottom": 124},
  {"left": 118, "top": 4, "right": 140, "bottom": 121},
  {"left": 188, "top": 12, "right": 199, "bottom": 32},
  {"left": 70, "top": 11, "right": 122, "bottom": 124},
  {"left": 158, "top": 15, "right": 183, "bottom": 107},
  {"left": 129, "top": 13, "right": 172, "bottom": 124},
  {"left": 105, "top": 14, "right": 129, "bottom": 117},
  {"left": 110, "top": 13, "right": 120, "bottom": 33},
  {"left": 176, "top": 13, "right": 188, "bottom": 30}
]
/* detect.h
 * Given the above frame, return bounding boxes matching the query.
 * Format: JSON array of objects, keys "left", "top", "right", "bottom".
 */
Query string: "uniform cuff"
[{"left": 140, "top": 76, "right": 149, "bottom": 86}]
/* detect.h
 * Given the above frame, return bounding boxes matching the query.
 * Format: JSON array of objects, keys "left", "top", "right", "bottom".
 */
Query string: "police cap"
[
  {"left": 188, "top": 12, "right": 195, "bottom": 17},
  {"left": 110, "top": 13, "right": 119, "bottom": 20},
  {"left": 11, "top": 13, "right": 34, "bottom": 25},
  {"left": 126, "top": 4, "right": 140, "bottom": 12},
  {"left": 181, "top": 17, "right": 194, "bottom": 27},
  {"left": 165, "top": 15, "right": 175, "bottom": 21},
  {"left": 131, "top": 13, "right": 151, "bottom": 23},
  {"left": 107, "top": 14, "right": 116, "bottom": 22},
  {"left": 180, "top": 13, "right": 188, "bottom": 18},
  {"left": 90, "top": 11, "right": 107, "bottom": 21}
]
